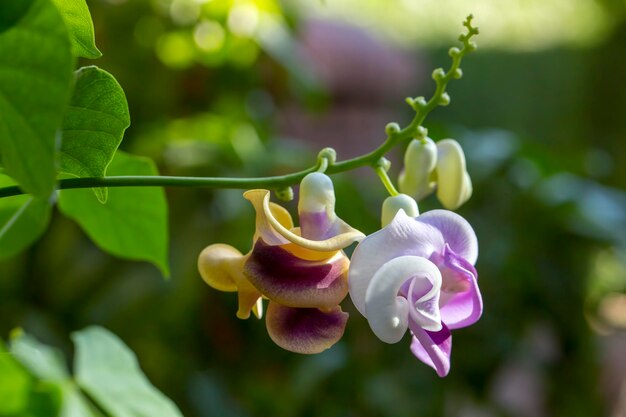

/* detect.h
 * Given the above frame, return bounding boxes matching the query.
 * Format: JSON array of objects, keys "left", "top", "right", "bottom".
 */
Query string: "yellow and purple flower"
[
  {"left": 198, "top": 173, "right": 364, "bottom": 354},
  {"left": 348, "top": 196, "right": 482, "bottom": 376}
]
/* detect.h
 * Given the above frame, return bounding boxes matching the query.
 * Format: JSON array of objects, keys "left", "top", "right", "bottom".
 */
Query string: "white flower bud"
[
  {"left": 398, "top": 138, "right": 437, "bottom": 201},
  {"left": 435, "top": 139, "right": 472, "bottom": 210},
  {"left": 298, "top": 172, "right": 335, "bottom": 214}
]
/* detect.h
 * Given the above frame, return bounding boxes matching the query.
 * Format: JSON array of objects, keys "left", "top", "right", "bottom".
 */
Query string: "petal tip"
[
  {"left": 198, "top": 244, "right": 242, "bottom": 292},
  {"left": 266, "top": 303, "right": 348, "bottom": 354}
]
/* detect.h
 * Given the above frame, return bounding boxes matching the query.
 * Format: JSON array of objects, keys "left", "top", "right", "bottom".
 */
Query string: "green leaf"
[
  {"left": 0, "top": 1, "right": 33, "bottom": 32},
  {"left": 59, "top": 66, "right": 130, "bottom": 203},
  {"left": 0, "top": 341, "right": 31, "bottom": 414},
  {"left": 10, "top": 331, "right": 100, "bottom": 417},
  {"left": 59, "top": 152, "right": 169, "bottom": 275},
  {"left": 72, "top": 326, "right": 183, "bottom": 417},
  {"left": 0, "top": 339, "right": 63, "bottom": 417},
  {"left": 0, "top": 174, "right": 51, "bottom": 261},
  {"left": 10, "top": 332, "right": 69, "bottom": 382},
  {"left": 0, "top": 0, "right": 74, "bottom": 199},
  {"left": 51, "top": 0, "right": 101, "bottom": 59}
]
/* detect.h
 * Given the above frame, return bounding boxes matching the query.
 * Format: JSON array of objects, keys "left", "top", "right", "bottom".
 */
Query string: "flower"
[
  {"left": 198, "top": 173, "right": 364, "bottom": 354},
  {"left": 348, "top": 198, "right": 482, "bottom": 376},
  {"left": 398, "top": 138, "right": 473, "bottom": 210}
]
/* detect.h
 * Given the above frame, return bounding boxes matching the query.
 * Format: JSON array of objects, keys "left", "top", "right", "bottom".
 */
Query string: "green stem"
[
  {"left": 375, "top": 165, "right": 399, "bottom": 197},
  {"left": 316, "top": 156, "right": 329, "bottom": 173},
  {"left": 0, "top": 16, "right": 478, "bottom": 201}
]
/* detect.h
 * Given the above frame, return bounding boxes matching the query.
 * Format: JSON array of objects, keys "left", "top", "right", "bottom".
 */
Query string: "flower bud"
[
  {"left": 381, "top": 194, "right": 419, "bottom": 228},
  {"left": 298, "top": 172, "right": 335, "bottom": 215},
  {"left": 275, "top": 186, "right": 294, "bottom": 202},
  {"left": 435, "top": 139, "right": 472, "bottom": 210},
  {"left": 398, "top": 138, "right": 437, "bottom": 201},
  {"left": 385, "top": 122, "right": 401, "bottom": 136}
]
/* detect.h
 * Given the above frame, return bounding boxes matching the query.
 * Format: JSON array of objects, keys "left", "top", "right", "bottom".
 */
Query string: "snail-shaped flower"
[
  {"left": 349, "top": 195, "right": 482, "bottom": 376},
  {"left": 198, "top": 173, "right": 364, "bottom": 354},
  {"left": 399, "top": 138, "right": 472, "bottom": 210}
]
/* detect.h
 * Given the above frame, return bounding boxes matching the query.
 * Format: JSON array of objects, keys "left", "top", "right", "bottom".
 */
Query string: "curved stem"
[
  {"left": 375, "top": 165, "right": 399, "bottom": 197},
  {"left": 0, "top": 16, "right": 478, "bottom": 201},
  {"left": 316, "top": 156, "right": 329, "bottom": 173}
]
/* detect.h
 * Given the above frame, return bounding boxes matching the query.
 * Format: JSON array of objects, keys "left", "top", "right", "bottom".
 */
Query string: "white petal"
[
  {"left": 416, "top": 209, "right": 478, "bottom": 265},
  {"left": 349, "top": 210, "right": 444, "bottom": 315},
  {"left": 405, "top": 273, "right": 442, "bottom": 332},
  {"left": 364, "top": 255, "right": 442, "bottom": 344},
  {"left": 414, "top": 295, "right": 442, "bottom": 332}
]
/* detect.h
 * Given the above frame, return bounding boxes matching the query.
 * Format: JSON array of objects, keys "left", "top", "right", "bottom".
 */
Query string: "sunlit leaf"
[
  {"left": 0, "top": 0, "right": 74, "bottom": 199},
  {"left": 51, "top": 0, "right": 101, "bottom": 59},
  {"left": 10, "top": 331, "right": 101, "bottom": 417},
  {"left": 0, "top": 174, "right": 51, "bottom": 261},
  {"left": 0, "top": 340, "right": 31, "bottom": 414},
  {"left": 58, "top": 151, "right": 169, "bottom": 275},
  {"left": 10, "top": 331, "right": 69, "bottom": 382},
  {"left": 0, "top": 339, "right": 63, "bottom": 417},
  {"left": 59, "top": 66, "right": 130, "bottom": 203},
  {"left": 72, "top": 326, "right": 183, "bottom": 417}
]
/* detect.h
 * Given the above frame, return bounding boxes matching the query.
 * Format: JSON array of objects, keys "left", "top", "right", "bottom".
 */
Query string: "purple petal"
[
  {"left": 244, "top": 239, "right": 349, "bottom": 308},
  {"left": 409, "top": 322, "right": 452, "bottom": 377},
  {"left": 349, "top": 210, "right": 444, "bottom": 315},
  {"left": 438, "top": 244, "right": 482, "bottom": 329},
  {"left": 298, "top": 211, "right": 359, "bottom": 242},
  {"left": 299, "top": 211, "right": 335, "bottom": 240},
  {"left": 416, "top": 209, "right": 478, "bottom": 265},
  {"left": 265, "top": 302, "right": 348, "bottom": 354}
]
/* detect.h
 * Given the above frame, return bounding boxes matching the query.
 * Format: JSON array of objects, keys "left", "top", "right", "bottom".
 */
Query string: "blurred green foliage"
[{"left": 1, "top": 0, "right": 626, "bottom": 416}]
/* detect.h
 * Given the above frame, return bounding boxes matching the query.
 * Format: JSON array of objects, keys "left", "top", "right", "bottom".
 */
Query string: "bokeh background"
[{"left": 2, "top": 0, "right": 626, "bottom": 416}]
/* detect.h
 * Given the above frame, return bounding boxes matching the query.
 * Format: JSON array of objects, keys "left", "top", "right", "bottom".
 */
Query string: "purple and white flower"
[{"left": 348, "top": 205, "right": 482, "bottom": 376}]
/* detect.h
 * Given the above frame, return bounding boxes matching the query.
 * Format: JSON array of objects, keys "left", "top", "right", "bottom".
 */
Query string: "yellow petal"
[
  {"left": 237, "top": 289, "right": 263, "bottom": 319},
  {"left": 244, "top": 189, "right": 364, "bottom": 252},
  {"left": 197, "top": 244, "right": 240, "bottom": 292},
  {"left": 198, "top": 243, "right": 263, "bottom": 319}
]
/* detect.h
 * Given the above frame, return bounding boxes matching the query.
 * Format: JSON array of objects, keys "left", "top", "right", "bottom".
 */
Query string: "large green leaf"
[
  {"left": 0, "top": 0, "right": 74, "bottom": 199},
  {"left": 51, "top": 0, "right": 101, "bottom": 59},
  {"left": 11, "top": 332, "right": 69, "bottom": 382},
  {"left": 0, "top": 341, "right": 31, "bottom": 414},
  {"left": 0, "top": 174, "right": 51, "bottom": 261},
  {"left": 0, "top": 340, "right": 62, "bottom": 417},
  {"left": 59, "top": 66, "right": 130, "bottom": 203},
  {"left": 58, "top": 152, "right": 169, "bottom": 275},
  {"left": 72, "top": 326, "right": 183, "bottom": 417},
  {"left": 10, "top": 332, "right": 100, "bottom": 417}
]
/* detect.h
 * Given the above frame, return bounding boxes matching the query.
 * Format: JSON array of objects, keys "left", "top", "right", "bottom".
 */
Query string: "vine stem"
[
  {"left": 0, "top": 16, "right": 478, "bottom": 200},
  {"left": 0, "top": 113, "right": 423, "bottom": 199}
]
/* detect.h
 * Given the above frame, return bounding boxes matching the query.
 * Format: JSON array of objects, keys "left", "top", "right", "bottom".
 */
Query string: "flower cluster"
[
  {"left": 198, "top": 173, "right": 363, "bottom": 353},
  {"left": 199, "top": 139, "right": 481, "bottom": 376}
]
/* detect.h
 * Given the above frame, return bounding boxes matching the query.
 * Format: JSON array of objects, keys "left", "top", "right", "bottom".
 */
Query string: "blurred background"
[{"left": 1, "top": 0, "right": 626, "bottom": 415}]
